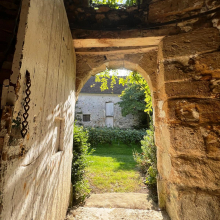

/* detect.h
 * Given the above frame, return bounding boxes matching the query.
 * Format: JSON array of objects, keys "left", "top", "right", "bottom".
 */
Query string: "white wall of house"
[{"left": 75, "top": 93, "right": 139, "bottom": 128}]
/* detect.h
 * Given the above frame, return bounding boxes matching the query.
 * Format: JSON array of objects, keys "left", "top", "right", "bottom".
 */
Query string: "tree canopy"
[
  {"left": 118, "top": 83, "right": 146, "bottom": 116},
  {"left": 95, "top": 69, "right": 152, "bottom": 114}
]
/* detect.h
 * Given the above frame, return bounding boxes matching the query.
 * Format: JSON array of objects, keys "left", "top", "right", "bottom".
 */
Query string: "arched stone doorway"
[
  {"left": 0, "top": 0, "right": 219, "bottom": 219},
  {"left": 75, "top": 27, "right": 220, "bottom": 219}
]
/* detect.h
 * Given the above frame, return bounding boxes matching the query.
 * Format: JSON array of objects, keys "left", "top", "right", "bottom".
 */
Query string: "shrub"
[
  {"left": 133, "top": 124, "right": 157, "bottom": 186},
  {"left": 86, "top": 127, "right": 146, "bottom": 146},
  {"left": 71, "top": 124, "right": 94, "bottom": 205}
]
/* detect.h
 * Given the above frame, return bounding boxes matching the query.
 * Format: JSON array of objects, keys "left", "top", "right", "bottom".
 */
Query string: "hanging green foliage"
[
  {"left": 92, "top": 0, "right": 138, "bottom": 8},
  {"left": 95, "top": 69, "right": 152, "bottom": 114}
]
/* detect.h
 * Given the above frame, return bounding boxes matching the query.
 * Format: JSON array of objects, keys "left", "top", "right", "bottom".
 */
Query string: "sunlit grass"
[{"left": 86, "top": 143, "right": 144, "bottom": 193}]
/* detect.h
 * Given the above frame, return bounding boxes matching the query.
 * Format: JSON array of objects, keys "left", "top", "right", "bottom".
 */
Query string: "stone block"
[
  {"left": 210, "top": 79, "right": 220, "bottom": 96},
  {"left": 168, "top": 124, "right": 220, "bottom": 159},
  {"left": 163, "top": 57, "right": 197, "bottom": 81},
  {"left": 175, "top": 101, "right": 199, "bottom": 122},
  {"left": 85, "top": 55, "right": 106, "bottom": 69},
  {"left": 203, "top": 127, "right": 220, "bottom": 159},
  {"left": 107, "top": 12, "right": 120, "bottom": 21},
  {"left": 157, "top": 179, "right": 168, "bottom": 209},
  {"left": 95, "top": 14, "right": 106, "bottom": 23},
  {"left": 164, "top": 61, "right": 192, "bottom": 81},
  {"left": 148, "top": 0, "right": 204, "bottom": 23},
  {"left": 147, "top": 71, "right": 158, "bottom": 92},
  {"left": 171, "top": 157, "right": 220, "bottom": 190},
  {"left": 106, "top": 54, "right": 124, "bottom": 61},
  {"left": 108, "top": 60, "right": 124, "bottom": 70},
  {"left": 157, "top": 150, "right": 172, "bottom": 179},
  {"left": 154, "top": 121, "right": 171, "bottom": 151},
  {"left": 124, "top": 53, "right": 143, "bottom": 66},
  {"left": 169, "top": 126, "right": 206, "bottom": 155},
  {"left": 76, "top": 55, "right": 92, "bottom": 79},
  {"left": 166, "top": 184, "right": 220, "bottom": 220},
  {"left": 138, "top": 50, "right": 158, "bottom": 76},
  {"left": 167, "top": 99, "right": 220, "bottom": 123},
  {"left": 163, "top": 28, "right": 220, "bottom": 58},
  {"left": 196, "top": 51, "right": 220, "bottom": 70},
  {"left": 97, "top": 6, "right": 110, "bottom": 13},
  {"left": 165, "top": 81, "right": 211, "bottom": 98},
  {"left": 0, "top": 138, "right": 4, "bottom": 147},
  {"left": 176, "top": 191, "right": 220, "bottom": 220},
  {"left": 76, "top": 78, "right": 82, "bottom": 94}
]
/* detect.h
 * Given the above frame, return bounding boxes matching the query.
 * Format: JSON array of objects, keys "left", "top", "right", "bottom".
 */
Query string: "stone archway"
[
  {"left": 0, "top": 0, "right": 219, "bottom": 219},
  {"left": 75, "top": 27, "right": 220, "bottom": 219}
]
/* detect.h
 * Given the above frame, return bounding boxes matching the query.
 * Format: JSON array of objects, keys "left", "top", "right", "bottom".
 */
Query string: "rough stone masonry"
[{"left": 0, "top": 0, "right": 220, "bottom": 220}]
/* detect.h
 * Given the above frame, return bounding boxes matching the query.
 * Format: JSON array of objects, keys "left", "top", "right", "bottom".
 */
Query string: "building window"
[{"left": 83, "top": 114, "right": 90, "bottom": 122}]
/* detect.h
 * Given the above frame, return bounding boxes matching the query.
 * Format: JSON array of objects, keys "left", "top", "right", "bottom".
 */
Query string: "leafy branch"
[{"left": 94, "top": 69, "right": 152, "bottom": 114}]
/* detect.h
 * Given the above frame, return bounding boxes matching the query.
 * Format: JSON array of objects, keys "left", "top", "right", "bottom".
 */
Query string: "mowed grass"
[{"left": 86, "top": 143, "right": 145, "bottom": 193}]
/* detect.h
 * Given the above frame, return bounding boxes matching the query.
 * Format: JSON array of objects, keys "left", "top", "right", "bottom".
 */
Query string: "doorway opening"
[{"left": 72, "top": 68, "right": 159, "bottom": 210}]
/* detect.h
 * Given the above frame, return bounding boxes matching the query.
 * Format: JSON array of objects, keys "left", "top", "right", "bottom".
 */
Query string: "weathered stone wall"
[
  {"left": 156, "top": 27, "right": 220, "bottom": 220},
  {"left": 0, "top": 0, "right": 76, "bottom": 219},
  {"left": 75, "top": 93, "right": 139, "bottom": 128}
]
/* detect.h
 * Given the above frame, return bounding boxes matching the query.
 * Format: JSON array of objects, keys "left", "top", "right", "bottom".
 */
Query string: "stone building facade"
[
  {"left": 0, "top": 0, "right": 220, "bottom": 220},
  {"left": 75, "top": 77, "right": 139, "bottom": 128}
]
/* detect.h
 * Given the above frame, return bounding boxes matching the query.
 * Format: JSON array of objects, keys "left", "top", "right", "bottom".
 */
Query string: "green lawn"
[{"left": 86, "top": 143, "right": 145, "bottom": 193}]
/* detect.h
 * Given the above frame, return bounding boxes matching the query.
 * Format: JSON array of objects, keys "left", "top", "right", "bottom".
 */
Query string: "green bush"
[
  {"left": 133, "top": 124, "right": 157, "bottom": 186},
  {"left": 71, "top": 124, "right": 94, "bottom": 205},
  {"left": 86, "top": 127, "right": 145, "bottom": 146}
]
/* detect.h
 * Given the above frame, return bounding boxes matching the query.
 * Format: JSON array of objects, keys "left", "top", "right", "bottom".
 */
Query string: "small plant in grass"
[
  {"left": 133, "top": 123, "right": 157, "bottom": 186},
  {"left": 71, "top": 124, "right": 94, "bottom": 205}
]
